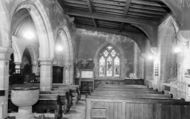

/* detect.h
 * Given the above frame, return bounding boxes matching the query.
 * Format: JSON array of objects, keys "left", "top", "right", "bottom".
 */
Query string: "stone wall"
[
  {"left": 75, "top": 29, "right": 142, "bottom": 79},
  {"left": 158, "top": 16, "right": 178, "bottom": 84},
  {"left": 149, "top": 15, "right": 190, "bottom": 101}
]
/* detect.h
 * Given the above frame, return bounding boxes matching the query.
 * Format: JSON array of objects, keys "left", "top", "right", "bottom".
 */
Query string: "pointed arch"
[
  {"left": 12, "top": 36, "right": 22, "bottom": 63},
  {"left": 11, "top": 0, "right": 55, "bottom": 60},
  {"left": 26, "top": 45, "right": 38, "bottom": 65},
  {"left": 56, "top": 26, "right": 74, "bottom": 84},
  {"left": 0, "top": 0, "right": 10, "bottom": 47}
]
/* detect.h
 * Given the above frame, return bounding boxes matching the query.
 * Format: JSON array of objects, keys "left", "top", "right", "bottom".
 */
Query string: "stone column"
[
  {"left": 64, "top": 64, "right": 70, "bottom": 84},
  {"left": 139, "top": 56, "right": 145, "bottom": 79},
  {"left": 15, "top": 62, "right": 21, "bottom": 74},
  {"left": 69, "top": 64, "right": 74, "bottom": 84},
  {"left": 32, "top": 61, "right": 39, "bottom": 75},
  {"left": 134, "top": 43, "right": 138, "bottom": 78},
  {"left": 0, "top": 47, "right": 12, "bottom": 119},
  {"left": 39, "top": 59, "right": 52, "bottom": 91}
]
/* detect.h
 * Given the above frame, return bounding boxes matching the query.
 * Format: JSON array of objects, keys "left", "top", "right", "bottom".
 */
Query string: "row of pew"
[
  {"left": 8, "top": 83, "right": 81, "bottom": 119},
  {"left": 86, "top": 84, "right": 190, "bottom": 119}
]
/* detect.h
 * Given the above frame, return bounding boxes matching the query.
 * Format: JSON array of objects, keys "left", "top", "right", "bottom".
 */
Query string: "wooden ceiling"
[{"left": 58, "top": 0, "right": 171, "bottom": 38}]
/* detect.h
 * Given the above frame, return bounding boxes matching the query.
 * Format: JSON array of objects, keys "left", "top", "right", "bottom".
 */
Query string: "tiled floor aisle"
[{"left": 62, "top": 97, "right": 86, "bottom": 119}]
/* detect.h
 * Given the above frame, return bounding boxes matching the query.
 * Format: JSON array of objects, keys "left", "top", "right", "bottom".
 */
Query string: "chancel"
[{"left": 0, "top": 0, "right": 190, "bottom": 119}]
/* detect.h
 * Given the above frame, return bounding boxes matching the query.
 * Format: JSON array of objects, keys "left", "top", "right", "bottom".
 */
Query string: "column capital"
[
  {"left": 39, "top": 59, "right": 53, "bottom": 65},
  {"left": 64, "top": 64, "right": 73, "bottom": 69},
  {"left": 32, "top": 61, "right": 38, "bottom": 65},
  {"left": 14, "top": 62, "right": 21, "bottom": 65}
]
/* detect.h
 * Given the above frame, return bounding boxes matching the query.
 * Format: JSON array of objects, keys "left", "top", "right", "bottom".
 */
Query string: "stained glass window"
[
  {"left": 111, "top": 50, "right": 116, "bottom": 57},
  {"left": 107, "top": 46, "right": 113, "bottom": 50},
  {"left": 99, "top": 56, "right": 105, "bottom": 77},
  {"left": 103, "top": 50, "right": 109, "bottom": 57},
  {"left": 107, "top": 56, "right": 112, "bottom": 77},
  {"left": 99, "top": 45, "right": 120, "bottom": 77},
  {"left": 114, "top": 56, "right": 120, "bottom": 77}
]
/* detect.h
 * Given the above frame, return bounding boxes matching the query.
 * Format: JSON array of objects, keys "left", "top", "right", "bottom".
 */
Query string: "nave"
[
  {"left": 9, "top": 82, "right": 190, "bottom": 119},
  {"left": 1, "top": 0, "right": 190, "bottom": 119}
]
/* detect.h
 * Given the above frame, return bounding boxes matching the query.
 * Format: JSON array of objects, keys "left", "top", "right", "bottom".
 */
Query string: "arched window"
[{"left": 99, "top": 45, "right": 120, "bottom": 77}]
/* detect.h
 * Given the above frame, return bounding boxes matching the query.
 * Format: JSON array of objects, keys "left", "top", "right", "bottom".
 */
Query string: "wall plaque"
[{"left": 81, "top": 71, "right": 94, "bottom": 78}]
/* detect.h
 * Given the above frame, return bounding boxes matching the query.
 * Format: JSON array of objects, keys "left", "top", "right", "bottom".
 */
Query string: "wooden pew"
[
  {"left": 53, "top": 84, "right": 81, "bottom": 105},
  {"left": 86, "top": 96, "right": 190, "bottom": 119},
  {"left": 99, "top": 84, "right": 147, "bottom": 88},
  {"left": 91, "top": 90, "right": 171, "bottom": 100},
  {"left": 33, "top": 92, "right": 66, "bottom": 119},
  {"left": 8, "top": 84, "right": 73, "bottom": 115},
  {"left": 86, "top": 84, "right": 190, "bottom": 119},
  {"left": 90, "top": 93, "right": 171, "bottom": 99},
  {"left": 94, "top": 79, "right": 144, "bottom": 88},
  {"left": 95, "top": 88, "right": 158, "bottom": 93},
  {"left": 50, "top": 88, "right": 72, "bottom": 113}
]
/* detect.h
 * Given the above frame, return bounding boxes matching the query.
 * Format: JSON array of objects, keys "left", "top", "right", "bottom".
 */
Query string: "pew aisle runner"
[{"left": 62, "top": 95, "right": 86, "bottom": 119}]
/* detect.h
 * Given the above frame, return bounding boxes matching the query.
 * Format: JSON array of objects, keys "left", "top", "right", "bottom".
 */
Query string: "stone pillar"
[
  {"left": 134, "top": 43, "right": 138, "bottom": 77},
  {"left": 140, "top": 57, "right": 145, "bottom": 79},
  {"left": 0, "top": 47, "right": 12, "bottom": 119},
  {"left": 63, "top": 63, "right": 74, "bottom": 85},
  {"left": 15, "top": 62, "right": 21, "bottom": 74},
  {"left": 64, "top": 65, "right": 70, "bottom": 84},
  {"left": 69, "top": 64, "right": 74, "bottom": 84},
  {"left": 39, "top": 59, "right": 52, "bottom": 91},
  {"left": 32, "top": 61, "right": 39, "bottom": 75}
]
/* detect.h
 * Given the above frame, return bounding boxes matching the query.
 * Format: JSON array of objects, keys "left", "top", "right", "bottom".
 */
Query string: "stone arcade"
[{"left": 0, "top": 0, "right": 190, "bottom": 119}]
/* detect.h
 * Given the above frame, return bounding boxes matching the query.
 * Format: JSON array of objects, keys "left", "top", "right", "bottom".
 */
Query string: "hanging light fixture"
[
  {"left": 173, "top": 45, "right": 182, "bottom": 54},
  {"left": 55, "top": 43, "right": 63, "bottom": 52},
  {"left": 20, "top": 22, "right": 36, "bottom": 41}
]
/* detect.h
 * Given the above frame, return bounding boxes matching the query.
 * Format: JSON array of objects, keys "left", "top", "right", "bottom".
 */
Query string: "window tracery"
[{"left": 99, "top": 45, "right": 120, "bottom": 77}]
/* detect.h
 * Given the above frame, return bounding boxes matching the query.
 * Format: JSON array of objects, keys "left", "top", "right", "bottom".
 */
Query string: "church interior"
[{"left": 0, "top": 0, "right": 190, "bottom": 119}]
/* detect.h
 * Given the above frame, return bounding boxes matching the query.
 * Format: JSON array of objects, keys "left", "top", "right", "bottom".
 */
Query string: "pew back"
[
  {"left": 86, "top": 96, "right": 190, "bottom": 119},
  {"left": 86, "top": 84, "right": 190, "bottom": 119}
]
